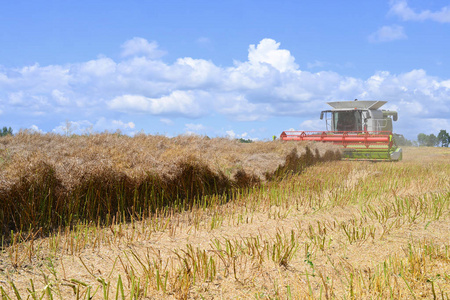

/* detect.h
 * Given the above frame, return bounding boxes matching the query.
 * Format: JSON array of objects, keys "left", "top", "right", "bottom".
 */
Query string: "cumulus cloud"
[
  {"left": 30, "top": 125, "right": 45, "bottom": 133},
  {"left": 185, "top": 123, "right": 206, "bottom": 132},
  {"left": 368, "top": 25, "right": 407, "bottom": 43},
  {"left": 107, "top": 90, "right": 207, "bottom": 117},
  {"left": 52, "top": 120, "right": 92, "bottom": 135},
  {"left": 78, "top": 57, "right": 117, "bottom": 77},
  {"left": 184, "top": 123, "right": 208, "bottom": 135},
  {"left": 1, "top": 37, "right": 450, "bottom": 139},
  {"left": 389, "top": 0, "right": 450, "bottom": 23},
  {"left": 427, "top": 118, "right": 450, "bottom": 133},
  {"left": 299, "top": 119, "right": 325, "bottom": 131},
  {"left": 226, "top": 130, "right": 236, "bottom": 139},
  {"left": 51, "top": 89, "right": 69, "bottom": 105},
  {"left": 247, "top": 39, "right": 298, "bottom": 72},
  {"left": 225, "top": 130, "right": 254, "bottom": 139},
  {"left": 121, "top": 37, "right": 166, "bottom": 58},
  {"left": 214, "top": 94, "right": 272, "bottom": 121},
  {"left": 112, "top": 120, "right": 135, "bottom": 129},
  {"left": 9, "top": 91, "right": 25, "bottom": 105}
]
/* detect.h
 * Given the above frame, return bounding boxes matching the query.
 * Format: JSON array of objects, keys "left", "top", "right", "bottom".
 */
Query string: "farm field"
[{"left": 0, "top": 136, "right": 449, "bottom": 299}]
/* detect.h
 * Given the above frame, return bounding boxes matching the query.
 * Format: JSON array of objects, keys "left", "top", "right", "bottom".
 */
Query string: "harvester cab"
[
  {"left": 280, "top": 100, "right": 402, "bottom": 161},
  {"left": 320, "top": 101, "right": 397, "bottom": 133}
]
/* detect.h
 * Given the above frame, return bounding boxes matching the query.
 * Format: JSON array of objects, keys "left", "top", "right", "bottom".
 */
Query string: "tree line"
[
  {"left": 1, "top": 125, "right": 449, "bottom": 147},
  {"left": 417, "top": 130, "right": 450, "bottom": 147},
  {"left": 0, "top": 127, "right": 13, "bottom": 137},
  {"left": 394, "top": 130, "right": 450, "bottom": 147}
]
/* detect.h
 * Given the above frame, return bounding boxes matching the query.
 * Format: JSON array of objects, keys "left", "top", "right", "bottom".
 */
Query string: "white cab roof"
[{"left": 327, "top": 100, "right": 387, "bottom": 110}]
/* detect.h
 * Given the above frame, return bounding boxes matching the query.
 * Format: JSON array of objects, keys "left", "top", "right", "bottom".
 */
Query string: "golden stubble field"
[{"left": 0, "top": 135, "right": 449, "bottom": 299}]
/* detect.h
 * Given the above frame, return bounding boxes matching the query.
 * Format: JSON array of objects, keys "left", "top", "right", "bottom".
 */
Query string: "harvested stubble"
[
  {"left": 0, "top": 132, "right": 340, "bottom": 235},
  {"left": 0, "top": 146, "right": 448, "bottom": 299}
]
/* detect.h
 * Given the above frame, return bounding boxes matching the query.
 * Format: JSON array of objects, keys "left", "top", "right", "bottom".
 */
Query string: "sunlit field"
[{"left": 0, "top": 134, "right": 449, "bottom": 299}]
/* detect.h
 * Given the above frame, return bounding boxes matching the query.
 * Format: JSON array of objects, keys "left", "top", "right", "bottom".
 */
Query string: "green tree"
[
  {"left": 0, "top": 126, "right": 13, "bottom": 137},
  {"left": 427, "top": 134, "right": 439, "bottom": 146},
  {"left": 417, "top": 133, "right": 427, "bottom": 146},
  {"left": 437, "top": 130, "right": 450, "bottom": 147},
  {"left": 417, "top": 131, "right": 448, "bottom": 147},
  {"left": 238, "top": 138, "right": 253, "bottom": 143}
]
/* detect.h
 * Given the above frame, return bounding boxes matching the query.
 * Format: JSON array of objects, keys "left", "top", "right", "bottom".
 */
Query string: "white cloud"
[
  {"left": 52, "top": 120, "right": 88, "bottom": 135},
  {"left": 172, "top": 57, "right": 222, "bottom": 87},
  {"left": 121, "top": 37, "right": 166, "bottom": 58},
  {"left": 427, "top": 119, "right": 450, "bottom": 133},
  {"left": 51, "top": 89, "right": 69, "bottom": 105},
  {"left": 368, "top": 25, "right": 407, "bottom": 43},
  {"left": 29, "top": 125, "right": 44, "bottom": 133},
  {"left": 9, "top": 91, "right": 25, "bottom": 105},
  {"left": 214, "top": 94, "right": 272, "bottom": 121},
  {"left": 248, "top": 39, "right": 298, "bottom": 72},
  {"left": 107, "top": 90, "right": 207, "bottom": 117},
  {"left": 399, "top": 98, "right": 427, "bottom": 115},
  {"left": 184, "top": 123, "right": 208, "bottom": 135},
  {"left": 225, "top": 130, "right": 254, "bottom": 139},
  {"left": 78, "top": 57, "right": 116, "bottom": 77},
  {"left": 112, "top": 120, "right": 135, "bottom": 129},
  {"left": 389, "top": 0, "right": 450, "bottom": 23},
  {"left": 299, "top": 119, "right": 325, "bottom": 131},
  {"left": 441, "top": 80, "right": 450, "bottom": 89},
  {"left": 160, "top": 118, "right": 174, "bottom": 126},
  {"left": 226, "top": 130, "right": 236, "bottom": 139},
  {"left": 185, "top": 123, "right": 206, "bottom": 132}
]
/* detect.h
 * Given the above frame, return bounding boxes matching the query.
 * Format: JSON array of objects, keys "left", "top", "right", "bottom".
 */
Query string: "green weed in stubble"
[
  {"left": 306, "top": 222, "right": 333, "bottom": 252},
  {"left": 339, "top": 218, "right": 376, "bottom": 245},
  {"left": 274, "top": 230, "right": 299, "bottom": 268}
]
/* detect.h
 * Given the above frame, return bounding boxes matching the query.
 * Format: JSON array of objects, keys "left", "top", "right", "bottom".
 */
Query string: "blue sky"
[{"left": 1, "top": 0, "right": 449, "bottom": 140}]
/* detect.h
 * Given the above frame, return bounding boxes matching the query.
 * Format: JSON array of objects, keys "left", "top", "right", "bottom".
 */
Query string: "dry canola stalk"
[{"left": 0, "top": 133, "right": 340, "bottom": 237}]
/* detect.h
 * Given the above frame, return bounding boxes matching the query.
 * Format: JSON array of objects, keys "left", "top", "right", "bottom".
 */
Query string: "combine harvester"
[{"left": 280, "top": 100, "right": 402, "bottom": 161}]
